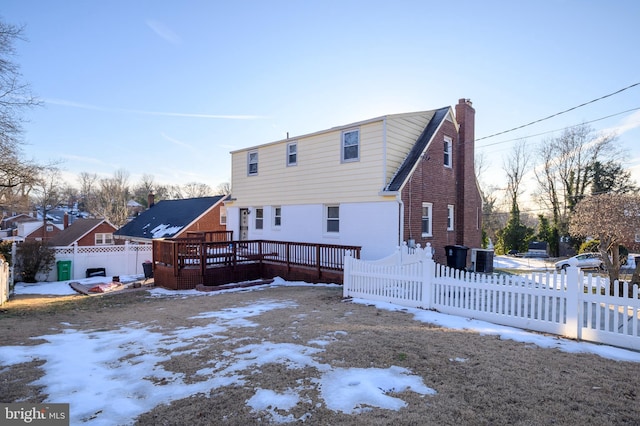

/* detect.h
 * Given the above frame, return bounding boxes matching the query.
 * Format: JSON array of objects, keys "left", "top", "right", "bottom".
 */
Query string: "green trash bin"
[{"left": 57, "top": 260, "right": 72, "bottom": 281}]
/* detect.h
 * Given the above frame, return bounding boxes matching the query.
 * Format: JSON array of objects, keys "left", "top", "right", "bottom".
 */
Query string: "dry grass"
[{"left": 1, "top": 285, "right": 640, "bottom": 425}]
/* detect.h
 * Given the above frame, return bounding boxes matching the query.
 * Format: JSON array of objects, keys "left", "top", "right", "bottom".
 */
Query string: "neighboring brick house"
[
  {"left": 20, "top": 220, "right": 64, "bottom": 243},
  {"left": 225, "top": 99, "right": 483, "bottom": 263},
  {"left": 48, "top": 218, "right": 119, "bottom": 247},
  {"left": 114, "top": 196, "right": 228, "bottom": 243}
]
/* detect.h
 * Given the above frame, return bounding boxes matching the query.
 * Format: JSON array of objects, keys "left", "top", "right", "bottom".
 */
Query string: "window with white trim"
[
  {"left": 326, "top": 205, "right": 340, "bottom": 233},
  {"left": 219, "top": 206, "right": 227, "bottom": 225},
  {"left": 255, "top": 208, "right": 263, "bottom": 230},
  {"left": 248, "top": 151, "right": 258, "bottom": 176},
  {"left": 341, "top": 129, "right": 359, "bottom": 162},
  {"left": 447, "top": 205, "right": 455, "bottom": 231},
  {"left": 273, "top": 207, "right": 282, "bottom": 227},
  {"left": 46, "top": 225, "right": 53, "bottom": 232},
  {"left": 421, "top": 203, "right": 432, "bottom": 237},
  {"left": 287, "top": 142, "right": 297, "bottom": 166},
  {"left": 95, "top": 233, "right": 113, "bottom": 245},
  {"left": 444, "top": 136, "right": 452, "bottom": 168}
]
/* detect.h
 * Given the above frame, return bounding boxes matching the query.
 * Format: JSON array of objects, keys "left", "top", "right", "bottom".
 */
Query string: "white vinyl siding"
[
  {"left": 231, "top": 121, "right": 386, "bottom": 206},
  {"left": 384, "top": 111, "right": 436, "bottom": 183}
]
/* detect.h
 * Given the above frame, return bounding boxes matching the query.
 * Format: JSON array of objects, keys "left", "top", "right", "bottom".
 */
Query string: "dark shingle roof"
[
  {"left": 385, "top": 106, "right": 450, "bottom": 192},
  {"left": 114, "top": 196, "right": 225, "bottom": 240},
  {"left": 48, "top": 218, "right": 109, "bottom": 246}
]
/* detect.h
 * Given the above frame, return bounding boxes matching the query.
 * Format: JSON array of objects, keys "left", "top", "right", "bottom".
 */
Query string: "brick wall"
[
  {"left": 179, "top": 206, "right": 226, "bottom": 236},
  {"left": 401, "top": 100, "right": 483, "bottom": 265}
]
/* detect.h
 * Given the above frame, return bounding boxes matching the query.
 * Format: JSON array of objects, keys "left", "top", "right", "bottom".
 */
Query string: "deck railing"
[
  {"left": 184, "top": 230, "right": 233, "bottom": 242},
  {"left": 152, "top": 239, "right": 361, "bottom": 279}
]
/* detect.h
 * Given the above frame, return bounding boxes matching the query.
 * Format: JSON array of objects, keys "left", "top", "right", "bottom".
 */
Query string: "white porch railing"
[{"left": 343, "top": 243, "right": 640, "bottom": 351}]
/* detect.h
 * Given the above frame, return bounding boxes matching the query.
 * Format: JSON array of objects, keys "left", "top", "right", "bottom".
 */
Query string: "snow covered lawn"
[{"left": 2, "top": 277, "right": 640, "bottom": 425}]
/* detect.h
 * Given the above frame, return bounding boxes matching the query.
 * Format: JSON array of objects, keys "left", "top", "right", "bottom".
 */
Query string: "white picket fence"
[
  {"left": 343, "top": 243, "right": 640, "bottom": 351},
  {"left": 0, "top": 260, "right": 9, "bottom": 305}
]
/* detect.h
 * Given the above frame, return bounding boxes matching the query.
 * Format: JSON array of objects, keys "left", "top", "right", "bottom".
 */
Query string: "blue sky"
[{"left": 3, "top": 0, "right": 640, "bottom": 193}]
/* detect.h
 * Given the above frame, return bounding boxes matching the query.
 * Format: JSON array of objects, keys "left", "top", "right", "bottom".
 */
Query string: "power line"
[
  {"left": 476, "top": 82, "right": 640, "bottom": 141},
  {"left": 477, "top": 106, "right": 640, "bottom": 150}
]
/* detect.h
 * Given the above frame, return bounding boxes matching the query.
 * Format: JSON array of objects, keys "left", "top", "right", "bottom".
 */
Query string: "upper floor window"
[
  {"left": 255, "top": 208, "right": 264, "bottom": 230},
  {"left": 248, "top": 151, "right": 258, "bottom": 176},
  {"left": 447, "top": 205, "right": 455, "bottom": 231},
  {"left": 287, "top": 142, "right": 297, "bottom": 166},
  {"left": 422, "top": 202, "right": 433, "bottom": 237},
  {"left": 444, "top": 136, "right": 452, "bottom": 168},
  {"left": 341, "top": 129, "right": 360, "bottom": 162},
  {"left": 95, "top": 233, "right": 113, "bottom": 245},
  {"left": 46, "top": 225, "right": 53, "bottom": 232},
  {"left": 273, "top": 207, "right": 282, "bottom": 227},
  {"left": 326, "top": 205, "right": 340, "bottom": 233}
]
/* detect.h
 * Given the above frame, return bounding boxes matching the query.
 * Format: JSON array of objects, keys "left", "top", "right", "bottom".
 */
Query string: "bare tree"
[
  {"left": 569, "top": 193, "right": 640, "bottom": 293},
  {"left": 182, "top": 182, "right": 213, "bottom": 198},
  {"left": 503, "top": 140, "right": 529, "bottom": 210},
  {"left": 131, "top": 173, "right": 156, "bottom": 207},
  {"left": 0, "top": 19, "right": 42, "bottom": 209},
  {"left": 78, "top": 172, "right": 99, "bottom": 215},
  {"left": 215, "top": 181, "right": 231, "bottom": 196},
  {"left": 32, "top": 167, "right": 63, "bottom": 240},
  {"left": 535, "top": 124, "right": 618, "bottom": 254},
  {"left": 94, "top": 169, "right": 130, "bottom": 227}
]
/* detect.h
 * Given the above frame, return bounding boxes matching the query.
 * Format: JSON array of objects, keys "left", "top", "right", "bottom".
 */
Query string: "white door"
[{"left": 239, "top": 208, "right": 249, "bottom": 240}]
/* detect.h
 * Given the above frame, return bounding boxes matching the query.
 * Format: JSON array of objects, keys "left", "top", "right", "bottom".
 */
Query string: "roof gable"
[
  {"left": 48, "top": 218, "right": 112, "bottom": 246},
  {"left": 114, "top": 196, "right": 225, "bottom": 240},
  {"left": 385, "top": 106, "right": 451, "bottom": 192}
]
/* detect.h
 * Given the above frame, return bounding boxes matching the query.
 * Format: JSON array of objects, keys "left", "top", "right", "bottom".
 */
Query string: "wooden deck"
[{"left": 152, "top": 239, "right": 361, "bottom": 290}]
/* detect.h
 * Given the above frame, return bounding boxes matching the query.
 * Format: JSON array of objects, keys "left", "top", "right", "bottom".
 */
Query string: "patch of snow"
[{"left": 150, "top": 223, "right": 183, "bottom": 238}]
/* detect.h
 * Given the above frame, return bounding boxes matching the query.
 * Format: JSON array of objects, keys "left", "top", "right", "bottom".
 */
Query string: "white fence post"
[
  {"left": 421, "top": 243, "right": 435, "bottom": 309},
  {"left": 343, "top": 250, "right": 352, "bottom": 298},
  {"left": 564, "top": 258, "right": 580, "bottom": 340},
  {"left": 72, "top": 242, "right": 79, "bottom": 280}
]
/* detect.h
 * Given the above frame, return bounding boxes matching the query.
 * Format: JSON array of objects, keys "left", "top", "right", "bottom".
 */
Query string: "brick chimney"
[
  {"left": 148, "top": 192, "right": 155, "bottom": 208},
  {"left": 454, "top": 98, "right": 482, "bottom": 248},
  {"left": 63, "top": 212, "right": 69, "bottom": 229}
]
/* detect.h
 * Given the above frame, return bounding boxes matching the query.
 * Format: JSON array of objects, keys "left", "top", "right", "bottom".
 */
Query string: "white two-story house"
[{"left": 225, "top": 99, "right": 482, "bottom": 261}]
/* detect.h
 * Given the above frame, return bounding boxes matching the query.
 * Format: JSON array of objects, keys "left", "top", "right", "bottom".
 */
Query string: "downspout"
[
  {"left": 384, "top": 116, "right": 405, "bottom": 246},
  {"left": 398, "top": 194, "right": 404, "bottom": 247}
]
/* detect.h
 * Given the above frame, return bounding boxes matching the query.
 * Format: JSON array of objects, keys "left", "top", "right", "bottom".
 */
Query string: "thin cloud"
[
  {"left": 61, "top": 154, "right": 109, "bottom": 165},
  {"left": 612, "top": 110, "right": 640, "bottom": 134},
  {"left": 145, "top": 19, "right": 181, "bottom": 45},
  {"left": 43, "top": 98, "right": 265, "bottom": 120},
  {"left": 161, "top": 132, "right": 192, "bottom": 149}
]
